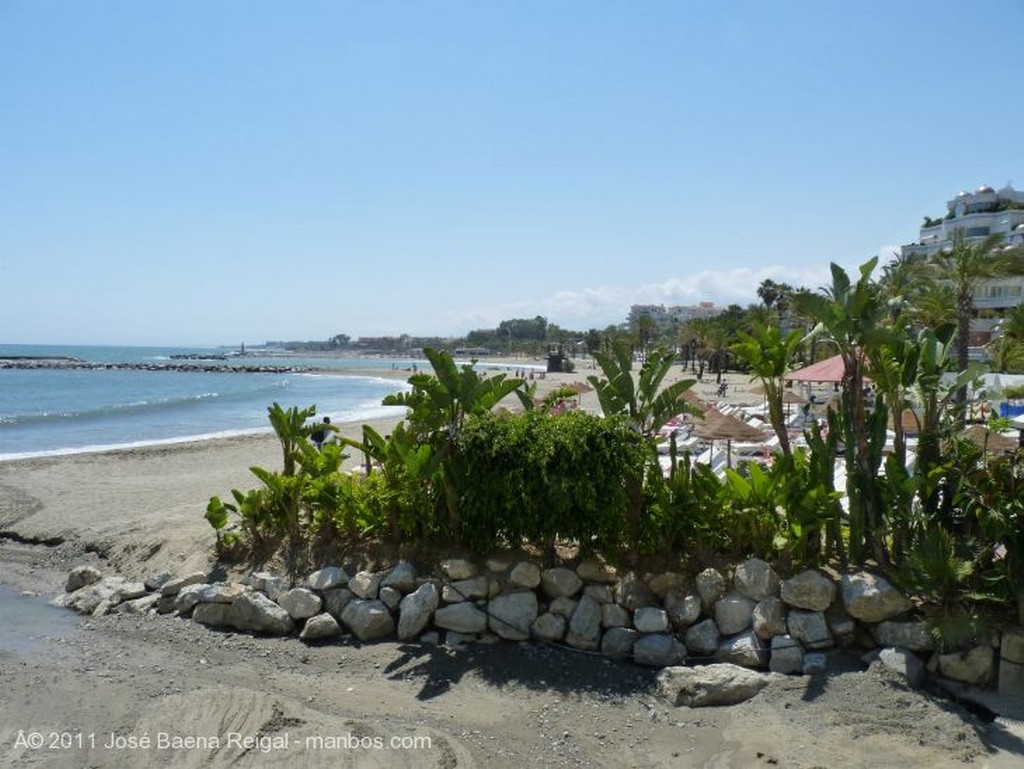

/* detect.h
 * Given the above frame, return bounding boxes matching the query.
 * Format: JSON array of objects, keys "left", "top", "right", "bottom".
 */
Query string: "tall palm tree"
[
  {"left": 910, "top": 282, "right": 957, "bottom": 331},
  {"left": 676, "top": 323, "right": 700, "bottom": 372},
  {"left": 684, "top": 318, "right": 712, "bottom": 378},
  {"left": 929, "top": 229, "right": 1009, "bottom": 421},
  {"left": 757, "top": 279, "right": 794, "bottom": 325},
  {"left": 878, "top": 252, "right": 927, "bottom": 307},
  {"left": 703, "top": 324, "right": 731, "bottom": 383},
  {"left": 793, "top": 258, "right": 891, "bottom": 565},
  {"left": 634, "top": 314, "right": 660, "bottom": 361}
]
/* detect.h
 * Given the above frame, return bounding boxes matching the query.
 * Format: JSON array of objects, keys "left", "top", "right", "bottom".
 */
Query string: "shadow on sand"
[{"left": 382, "top": 640, "right": 658, "bottom": 701}]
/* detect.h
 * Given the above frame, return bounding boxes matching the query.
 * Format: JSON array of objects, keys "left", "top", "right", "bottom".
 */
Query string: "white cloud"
[{"left": 436, "top": 263, "right": 839, "bottom": 333}]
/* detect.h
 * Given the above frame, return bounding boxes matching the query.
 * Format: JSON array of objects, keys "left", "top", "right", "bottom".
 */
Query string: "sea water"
[
  {"left": 0, "top": 585, "right": 78, "bottom": 654},
  {"left": 0, "top": 345, "right": 412, "bottom": 460}
]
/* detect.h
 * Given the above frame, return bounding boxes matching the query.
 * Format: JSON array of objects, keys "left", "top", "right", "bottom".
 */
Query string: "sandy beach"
[{"left": 1, "top": 366, "right": 1021, "bottom": 768}]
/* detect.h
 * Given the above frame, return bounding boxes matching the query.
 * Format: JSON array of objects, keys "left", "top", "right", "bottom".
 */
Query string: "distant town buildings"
[
  {"left": 627, "top": 302, "right": 722, "bottom": 333},
  {"left": 901, "top": 183, "right": 1024, "bottom": 347}
]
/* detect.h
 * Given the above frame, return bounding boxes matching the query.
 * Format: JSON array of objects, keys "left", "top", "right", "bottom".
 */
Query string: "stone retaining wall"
[{"left": 54, "top": 556, "right": 1018, "bottom": 697}]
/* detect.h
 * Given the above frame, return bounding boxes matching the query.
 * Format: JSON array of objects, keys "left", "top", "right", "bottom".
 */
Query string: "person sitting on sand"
[{"left": 311, "top": 417, "right": 331, "bottom": 450}]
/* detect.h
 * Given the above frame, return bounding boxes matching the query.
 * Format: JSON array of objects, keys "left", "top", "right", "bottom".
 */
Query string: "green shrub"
[
  {"left": 1003, "top": 384, "right": 1024, "bottom": 399},
  {"left": 453, "top": 410, "right": 647, "bottom": 554}
]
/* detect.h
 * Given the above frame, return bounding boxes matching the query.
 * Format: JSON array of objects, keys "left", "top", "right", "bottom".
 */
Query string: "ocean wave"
[
  {"left": 0, "top": 426, "right": 275, "bottom": 462},
  {"left": 0, "top": 402, "right": 407, "bottom": 463},
  {"left": 1, "top": 391, "right": 223, "bottom": 426}
]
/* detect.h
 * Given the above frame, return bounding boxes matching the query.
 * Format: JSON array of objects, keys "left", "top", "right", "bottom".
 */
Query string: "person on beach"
[{"left": 311, "top": 416, "right": 331, "bottom": 450}]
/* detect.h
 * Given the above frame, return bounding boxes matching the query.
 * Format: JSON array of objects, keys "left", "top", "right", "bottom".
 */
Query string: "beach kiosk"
[{"left": 547, "top": 344, "right": 566, "bottom": 373}]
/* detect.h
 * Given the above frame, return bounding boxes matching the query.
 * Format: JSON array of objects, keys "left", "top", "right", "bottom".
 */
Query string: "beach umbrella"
[
  {"left": 961, "top": 424, "right": 1019, "bottom": 457},
  {"left": 661, "top": 388, "right": 709, "bottom": 424},
  {"left": 747, "top": 383, "right": 805, "bottom": 417},
  {"left": 887, "top": 409, "right": 921, "bottom": 436},
  {"left": 746, "top": 383, "right": 805, "bottom": 402},
  {"left": 691, "top": 408, "right": 768, "bottom": 467}
]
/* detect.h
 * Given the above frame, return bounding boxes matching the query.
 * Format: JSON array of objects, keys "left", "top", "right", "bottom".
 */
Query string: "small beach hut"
[
  {"left": 783, "top": 354, "right": 850, "bottom": 384},
  {"left": 784, "top": 354, "right": 867, "bottom": 408}
]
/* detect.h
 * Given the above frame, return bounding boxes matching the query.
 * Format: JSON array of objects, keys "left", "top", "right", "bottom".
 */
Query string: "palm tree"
[
  {"left": 757, "top": 279, "right": 794, "bottom": 324},
  {"left": 910, "top": 282, "right": 957, "bottom": 331},
  {"left": 867, "top": 317, "right": 916, "bottom": 472},
  {"left": 634, "top": 314, "right": 660, "bottom": 361},
  {"left": 988, "top": 303, "right": 1024, "bottom": 373},
  {"left": 683, "top": 318, "right": 712, "bottom": 378},
  {"left": 703, "top": 323, "right": 731, "bottom": 383},
  {"left": 793, "top": 258, "right": 890, "bottom": 565},
  {"left": 878, "top": 252, "right": 927, "bottom": 306},
  {"left": 929, "top": 229, "right": 1010, "bottom": 422},
  {"left": 588, "top": 342, "right": 699, "bottom": 550}
]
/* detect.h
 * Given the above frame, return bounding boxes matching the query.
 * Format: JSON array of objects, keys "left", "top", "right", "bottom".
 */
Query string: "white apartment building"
[
  {"left": 628, "top": 302, "right": 722, "bottom": 333},
  {"left": 902, "top": 183, "right": 1024, "bottom": 345},
  {"left": 903, "top": 183, "right": 1024, "bottom": 259}
]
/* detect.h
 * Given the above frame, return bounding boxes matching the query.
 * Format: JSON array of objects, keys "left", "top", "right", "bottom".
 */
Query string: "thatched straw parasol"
[
  {"left": 692, "top": 408, "right": 769, "bottom": 467},
  {"left": 961, "top": 424, "right": 1019, "bottom": 456},
  {"left": 747, "top": 383, "right": 805, "bottom": 403},
  {"left": 887, "top": 409, "right": 921, "bottom": 435},
  {"left": 748, "top": 383, "right": 806, "bottom": 416},
  {"left": 680, "top": 388, "right": 707, "bottom": 406}
]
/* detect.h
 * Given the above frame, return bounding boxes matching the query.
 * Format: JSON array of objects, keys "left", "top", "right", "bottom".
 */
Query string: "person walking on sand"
[{"left": 311, "top": 416, "right": 331, "bottom": 450}]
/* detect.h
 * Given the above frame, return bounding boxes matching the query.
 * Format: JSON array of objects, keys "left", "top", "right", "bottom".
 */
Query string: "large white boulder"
[
  {"left": 229, "top": 592, "right": 294, "bottom": 635},
  {"left": 657, "top": 664, "right": 771, "bottom": 707},
  {"left": 300, "top": 612, "right": 342, "bottom": 642},
  {"left": 542, "top": 567, "right": 584, "bottom": 599},
  {"left": 780, "top": 570, "right": 836, "bottom": 612},
  {"left": 340, "top": 599, "right": 395, "bottom": 641},
  {"left": 714, "top": 592, "right": 756, "bottom": 635},
  {"left": 633, "top": 634, "right": 686, "bottom": 667},
  {"left": 307, "top": 566, "right": 349, "bottom": 592},
  {"left": 65, "top": 565, "right": 102, "bottom": 593},
  {"left": 733, "top": 558, "right": 780, "bottom": 601},
  {"left": 277, "top": 587, "right": 323, "bottom": 620},
  {"left": 696, "top": 568, "right": 727, "bottom": 611},
  {"left": 841, "top": 572, "right": 910, "bottom": 623},
  {"left": 397, "top": 583, "right": 440, "bottom": 641},
  {"left": 566, "top": 595, "right": 602, "bottom": 650},
  {"left": 433, "top": 601, "right": 488, "bottom": 634},
  {"left": 488, "top": 591, "right": 538, "bottom": 641}
]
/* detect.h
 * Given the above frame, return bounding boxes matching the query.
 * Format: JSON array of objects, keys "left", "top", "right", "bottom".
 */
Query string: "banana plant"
[
  {"left": 587, "top": 342, "right": 699, "bottom": 438},
  {"left": 866, "top": 316, "right": 918, "bottom": 470},
  {"left": 380, "top": 348, "right": 526, "bottom": 540},
  {"left": 249, "top": 465, "right": 306, "bottom": 540},
  {"left": 793, "top": 258, "right": 891, "bottom": 565},
  {"left": 266, "top": 403, "right": 319, "bottom": 476},
  {"left": 383, "top": 348, "right": 525, "bottom": 439},
  {"left": 205, "top": 487, "right": 271, "bottom": 550},
  {"left": 732, "top": 323, "right": 803, "bottom": 456},
  {"left": 912, "top": 323, "right": 984, "bottom": 517}
]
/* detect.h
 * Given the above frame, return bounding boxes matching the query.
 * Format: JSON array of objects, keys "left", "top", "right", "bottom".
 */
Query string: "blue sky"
[{"left": 2, "top": 1, "right": 1021, "bottom": 346}]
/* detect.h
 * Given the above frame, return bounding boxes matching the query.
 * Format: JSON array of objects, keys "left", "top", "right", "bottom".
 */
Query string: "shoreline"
[
  {"left": 0, "top": 364, "right": 770, "bottom": 465},
  {"left": 2, "top": 369, "right": 1023, "bottom": 767}
]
